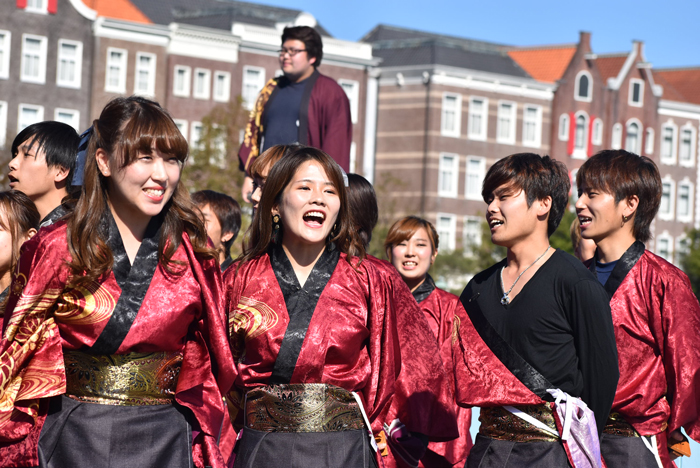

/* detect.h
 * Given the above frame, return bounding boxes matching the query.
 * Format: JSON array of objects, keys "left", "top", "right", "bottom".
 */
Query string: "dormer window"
[
  {"left": 575, "top": 71, "right": 592, "bottom": 102},
  {"left": 629, "top": 79, "right": 644, "bottom": 107}
]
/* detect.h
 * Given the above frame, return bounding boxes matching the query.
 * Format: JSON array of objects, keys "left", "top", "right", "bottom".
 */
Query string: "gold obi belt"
[
  {"left": 245, "top": 384, "right": 366, "bottom": 433},
  {"left": 479, "top": 405, "right": 559, "bottom": 443},
  {"left": 603, "top": 412, "right": 640, "bottom": 437},
  {"left": 63, "top": 350, "right": 183, "bottom": 406}
]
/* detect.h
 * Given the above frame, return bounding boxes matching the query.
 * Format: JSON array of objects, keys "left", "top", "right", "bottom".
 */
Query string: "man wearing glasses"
[{"left": 238, "top": 26, "right": 352, "bottom": 202}]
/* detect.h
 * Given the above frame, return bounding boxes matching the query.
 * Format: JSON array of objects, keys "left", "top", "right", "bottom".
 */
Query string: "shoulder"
[
  {"left": 314, "top": 73, "right": 347, "bottom": 95},
  {"left": 28, "top": 220, "right": 69, "bottom": 256},
  {"left": 639, "top": 250, "right": 693, "bottom": 289},
  {"left": 433, "top": 287, "right": 460, "bottom": 305},
  {"left": 548, "top": 249, "right": 598, "bottom": 284}
]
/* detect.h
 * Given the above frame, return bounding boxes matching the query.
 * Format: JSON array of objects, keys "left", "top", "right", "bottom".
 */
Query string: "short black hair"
[
  {"left": 346, "top": 173, "right": 378, "bottom": 248},
  {"left": 11, "top": 121, "right": 80, "bottom": 185},
  {"left": 482, "top": 153, "right": 570, "bottom": 236},
  {"left": 282, "top": 26, "right": 323, "bottom": 67},
  {"left": 191, "top": 190, "right": 242, "bottom": 257}
]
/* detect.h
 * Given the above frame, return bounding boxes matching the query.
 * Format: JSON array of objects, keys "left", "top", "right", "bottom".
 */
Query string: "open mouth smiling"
[{"left": 303, "top": 210, "right": 326, "bottom": 227}]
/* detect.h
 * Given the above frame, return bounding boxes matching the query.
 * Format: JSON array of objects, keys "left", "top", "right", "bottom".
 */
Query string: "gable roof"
[
  {"left": 596, "top": 53, "right": 629, "bottom": 82},
  {"left": 654, "top": 67, "right": 700, "bottom": 105},
  {"left": 84, "top": 0, "right": 152, "bottom": 24},
  {"left": 507, "top": 45, "right": 576, "bottom": 83}
]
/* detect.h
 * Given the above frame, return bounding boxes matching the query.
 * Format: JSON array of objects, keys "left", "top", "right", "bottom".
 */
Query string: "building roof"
[
  {"left": 654, "top": 67, "right": 700, "bottom": 105},
  {"left": 84, "top": 0, "right": 152, "bottom": 24},
  {"left": 596, "top": 53, "right": 628, "bottom": 82},
  {"left": 507, "top": 45, "right": 576, "bottom": 83}
]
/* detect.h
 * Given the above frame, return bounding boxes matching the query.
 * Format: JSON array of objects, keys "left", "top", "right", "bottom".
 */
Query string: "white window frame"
[
  {"left": 173, "top": 119, "right": 188, "bottom": 141},
  {"left": 574, "top": 70, "right": 593, "bottom": 102},
  {"left": 338, "top": 79, "right": 359, "bottom": 124},
  {"left": 467, "top": 96, "right": 488, "bottom": 141},
  {"left": 242, "top": 66, "right": 265, "bottom": 110},
  {"left": 133, "top": 52, "right": 156, "bottom": 96},
  {"left": 676, "top": 235, "right": 690, "bottom": 265},
  {"left": 440, "top": 92, "right": 462, "bottom": 138},
  {"left": 660, "top": 121, "right": 678, "bottom": 165},
  {"left": 20, "top": 34, "right": 47, "bottom": 84},
  {"left": 213, "top": 71, "right": 231, "bottom": 103},
  {"left": 465, "top": 155, "right": 486, "bottom": 201},
  {"left": 656, "top": 231, "right": 673, "bottom": 262},
  {"left": 496, "top": 100, "right": 516, "bottom": 144},
  {"left": 629, "top": 78, "right": 644, "bottom": 107},
  {"left": 611, "top": 123, "right": 623, "bottom": 150},
  {"left": 438, "top": 152, "right": 459, "bottom": 198},
  {"left": 190, "top": 121, "right": 203, "bottom": 151},
  {"left": 659, "top": 177, "right": 675, "bottom": 221},
  {"left": 0, "top": 101, "right": 7, "bottom": 148},
  {"left": 676, "top": 179, "right": 694, "bottom": 223},
  {"left": 645, "top": 128, "right": 654, "bottom": 154},
  {"left": 193, "top": 68, "right": 211, "bottom": 100},
  {"left": 521, "top": 104, "right": 542, "bottom": 148},
  {"left": 56, "top": 39, "right": 82, "bottom": 89},
  {"left": 573, "top": 111, "right": 589, "bottom": 159},
  {"left": 17, "top": 103, "right": 44, "bottom": 132},
  {"left": 679, "top": 124, "right": 696, "bottom": 167},
  {"left": 625, "top": 118, "right": 642, "bottom": 155},
  {"left": 436, "top": 213, "right": 457, "bottom": 252},
  {"left": 558, "top": 114, "right": 570, "bottom": 141},
  {"left": 0, "top": 30, "right": 11, "bottom": 80},
  {"left": 463, "top": 216, "right": 482, "bottom": 253},
  {"left": 173, "top": 65, "right": 191, "bottom": 97},
  {"left": 25, "top": 0, "right": 48, "bottom": 13},
  {"left": 105, "top": 47, "right": 127, "bottom": 93},
  {"left": 592, "top": 118, "right": 603, "bottom": 146},
  {"left": 54, "top": 108, "right": 80, "bottom": 131}
]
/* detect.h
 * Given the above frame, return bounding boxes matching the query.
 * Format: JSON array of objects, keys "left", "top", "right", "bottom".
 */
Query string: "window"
[
  {"left": 592, "top": 118, "right": 603, "bottom": 145},
  {"left": 522, "top": 105, "right": 542, "bottom": 147},
  {"left": 465, "top": 156, "right": 486, "bottom": 201},
  {"left": 558, "top": 114, "right": 570, "bottom": 141},
  {"left": 190, "top": 122, "right": 203, "bottom": 150},
  {"left": 656, "top": 233, "right": 672, "bottom": 262},
  {"left": 0, "top": 31, "right": 11, "bottom": 80},
  {"left": 133, "top": 53, "right": 156, "bottom": 96},
  {"left": 438, "top": 153, "right": 459, "bottom": 198},
  {"left": 436, "top": 214, "right": 456, "bottom": 251},
  {"left": 625, "top": 120, "right": 641, "bottom": 154},
  {"left": 645, "top": 128, "right": 654, "bottom": 154},
  {"left": 676, "top": 236, "right": 691, "bottom": 265},
  {"left": 242, "top": 66, "right": 265, "bottom": 110},
  {"left": 629, "top": 79, "right": 644, "bottom": 107},
  {"left": 573, "top": 112, "right": 588, "bottom": 158},
  {"left": 173, "top": 119, "right": 188, "bottom": 140},
  {"left": 21, "top": 34, "right": 47, "bottom": 84},
  {"left": 56, "top": 40, "right": 82, "bottom": 88},
  {"left": 0, "top": 101, "right": 7, "bottom": 148},
  {"left": 463, "top": 216, "right": 482, "bottom": 253},
  {"left": 679, "top": 126, "right": 695, "bottom": 166},
  {"left": 611, "top": 123, "right": 622, "bottom": 150},
  {"left": 441, "top": 93, "right": 461, "bottom": 137},
  {"left": 660, "top": 123, "right": 678, "bottom": 164},
  {"left": 17, "top": 104, "right": 44, "bottom": 132},
  {"left": 659, "top": 178, "right": 675, "bottom": 221},
  {"left": 173, "top": 66, "right": 191, "bottom": 97},
  {"left": 213, "top": 71, "right": 231, "bottom": 103},
  {"left": 497, "top": 101, "right": 516, "bottom": 144},
  {"left": 339, "top": 79, "right": 359, "bottom": 124},
  {"left": 193, "top": 68, "right": 211, "bottom": 100},
  {"left": 468, "top": 97, "right": 488, "bottom": 141},
  {"left": 570, "top": 168, "right": 579, "bottom": 202},
  {"left": 575, "top": 71, "right": 592, "bottom": 102},
  {"left": 54, "top": 108, "right": 80, "bottom": 131},
  {"left": 677, "top": 181, "right": 693, "bottom": 222},
  {"left": 26, "top": 0, "right": 48, "bottom": 13},
  {"left": 105, "top": 48, "right": 127, "bottom": 93}
]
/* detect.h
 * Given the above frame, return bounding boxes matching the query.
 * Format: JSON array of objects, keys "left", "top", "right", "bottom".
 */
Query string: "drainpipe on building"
[{"left": 421, "top": 70, "right": 431, "bottom": 216}]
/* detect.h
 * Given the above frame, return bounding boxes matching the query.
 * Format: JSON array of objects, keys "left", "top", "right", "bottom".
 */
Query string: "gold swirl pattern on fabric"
[
  {"left": 245, "top": 384, "right": 366, "bottom": 433},
  {"left": 242, "top": 78, "right": 277, "bottom": 167},
  {"left": 452, "top": 315, "right": 460, "bottom": 345},
  {"left": 479, "top": 405, "right": 559, "bottom": 443},
  {"left": 63, "top": 350, "right": 182, "bottom": 406},
  {"left": 603, "top": 412, "right": 640, "bottom": 437},
  {"left": 231, "top": 296, "right": 279, "bottom": 341},
  {"left": 54, "top": 281, "right": 116, "bottom": 325},
  {"left": 4, "top": 289, "right": 62, "bottom": 340}
]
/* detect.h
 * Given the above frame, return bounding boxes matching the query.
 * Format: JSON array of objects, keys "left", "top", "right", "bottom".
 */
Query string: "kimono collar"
[
  {"left": 412, "top": 274, "right": 436, "bottom": 304},
  {"left": 588, "top": 240, "right": 645, "bottom": 298},
  {"left": 39, "top": 204, "right": 68, "bottom": 228}
]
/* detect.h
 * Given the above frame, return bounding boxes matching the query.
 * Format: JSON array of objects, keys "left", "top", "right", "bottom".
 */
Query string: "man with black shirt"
[
  {"left": 238, "top": 26, "right": 352, "bottom": 202},
  {"left": 452, "top": 152, "right": 619, "bottom": 467}
]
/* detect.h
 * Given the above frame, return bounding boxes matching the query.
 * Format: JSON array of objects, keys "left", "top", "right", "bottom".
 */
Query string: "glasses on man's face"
[{"left": 278, "top": 48, "right": 307, "bottom": 57}]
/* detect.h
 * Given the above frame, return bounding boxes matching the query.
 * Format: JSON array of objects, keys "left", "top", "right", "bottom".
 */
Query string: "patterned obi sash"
[
  {"left": 479, "top": 404, "right": 559, "bottom": 443},
  {"left": 63, "top": 350, "right": 183, "bottom": 406},
  {"left": 244, "top": 384, "right": 367, "bottom": 433},
  {"left": 603, "top": 412, "right": 640, "bottom": 437}
]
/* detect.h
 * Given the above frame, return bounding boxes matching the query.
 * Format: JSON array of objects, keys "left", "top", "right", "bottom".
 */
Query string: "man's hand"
[
  {"left": 668, "top": 429, "right": 689, "bottom": 460},
  {"left": 241, "top": 176, "right": 254, "bottom": 204}
]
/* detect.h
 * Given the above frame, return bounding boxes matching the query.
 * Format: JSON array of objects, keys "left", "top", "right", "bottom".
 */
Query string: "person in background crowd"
[
  {"left": 453, "top": 152, "right": 619, "bottom": 467},
  {"left": 570, "top": 218, "right": 597, "bottom": 262},
  {"left": 0, "top": 96, "right": 234, "bottom": 467},
  {"left": 576, "top": 149, "right": 700, "bottom": 467},
  {"left": 249, "top": 144, "right": 300, "bottom": 212},
  {"left": 346, "top": 173, "right": 378, "bottom": 249},
  {"left": 8, "top": 121, "right": 80, "bottom": 227},
  {"left": 238, "top": 25, "right": 352, "bottom": 202},
  {"left": 223, "top": 147, "right": 456, "bottom": 467},
  {"left": 0, "top": 191, "right": 39, "bottom": 315},
  {"left": 385, "top": 216, "right": 473, "bottom": 468},
  {"left": 192, "top": 190, "right": 242, "bottom": 272}
]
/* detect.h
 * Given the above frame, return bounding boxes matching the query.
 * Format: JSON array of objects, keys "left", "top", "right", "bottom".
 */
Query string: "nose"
[
  {"left": 8, "top": 154, "right": 19, "bottom": 171},
  {"left": 151, "top": 158, "right": 167, "bottom": 182},
  {"left": 311, "top": 186, "right": 326, "bottom": 205},
  {"left": 251, "top": 186, "right": 262, "bottom": 204},
  {"left": 574, "top": 196, "right": 585, "bottom": 210},
  {"left": 405, "top": 244, "right": 416, "bottom": 256},
  {"left": 486, "top": 198, "right": 499, "bottom": 213}
]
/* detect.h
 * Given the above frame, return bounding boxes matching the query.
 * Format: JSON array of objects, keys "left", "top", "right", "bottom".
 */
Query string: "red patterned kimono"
[
  {"left": 0, "top": 220, "right": 235, "bottom": 468},
  {"left": 588, "top": 242, "right": 700, "bottom": 467}
]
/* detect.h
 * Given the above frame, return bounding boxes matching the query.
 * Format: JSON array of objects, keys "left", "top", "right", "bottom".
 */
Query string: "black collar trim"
[
  {"left": 588, "top": 241, "right": 645, "bottom": 298},
  {"left": 39, "top": 204, "right": 68, "bottom": 228},
  {"left": 412, "top": 274, "right": 436, "bottom": 304}
]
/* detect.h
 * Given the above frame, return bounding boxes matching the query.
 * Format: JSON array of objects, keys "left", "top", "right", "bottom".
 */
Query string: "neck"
[
  {"left": 0, "top": 270, "right": 10, "bottom": 291},
  {"left": 34, "top": 189, "right": 67, "bottom": 221},
  {"left": 219, "top": 249, "right": 228, "bottom": 265},
  {"left": 505, "top": 235, "right": 551, "bottom": 270},
  {"left": 595, "top": 231, "right": 636, "bottom": 263},
  {"left": 281, "top": 239, "right": 326, "bottom": 269},
  {"left": 288, "top": 67, "right": 315, "bottom": 83},
  {"left": 406, "top": 275, "right": 427, "bottom": 293},
  {"left": 109, "top": 200, "right": 149, "bottom": 242}
]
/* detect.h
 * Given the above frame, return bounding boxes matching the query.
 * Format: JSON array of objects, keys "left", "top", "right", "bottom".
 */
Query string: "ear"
[
  {"left": 624, "top": 195, "right": 640, "bottom": 218},
  {"left": 221, "top": 231, "right": 234, "bottom": 243},
  {"left": 95, "top": 149, "right": 111, "bottom": 177},
  {"left": 271, "top": 205, "right": 280, "bottom": 217},
  {"left": 431, "top": 249, "right": 438, "bottom": 264},
  {"left": 536, "top": 196, "right": 553, "bottom": 217},
  {"left": 53, "top": 165, "right": 70, "bottom": 184},
  {"left": 309, "top": 55, "right": 317, "bottom": 67},
  {"left": 24, "top": 228, "right": 37, "bottom": 241}
]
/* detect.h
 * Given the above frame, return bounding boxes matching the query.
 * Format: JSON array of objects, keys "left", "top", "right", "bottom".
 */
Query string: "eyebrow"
[{"left": 295, "top": 178, "right": 335, "bottom": 186}]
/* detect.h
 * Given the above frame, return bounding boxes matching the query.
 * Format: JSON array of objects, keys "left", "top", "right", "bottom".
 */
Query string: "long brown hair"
[
  {"left": 0, "top": 190, "right": 40, "bottom": 274},
  {"left": 240, "top": 146, "right": 364, "bottom": 265},
  {"left": 66, "top": 96, "right": 213, "bottom": 285}
]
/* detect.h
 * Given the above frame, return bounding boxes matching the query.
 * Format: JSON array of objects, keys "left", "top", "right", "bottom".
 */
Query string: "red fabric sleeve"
[{"left": 307, "top": 75, "right": 352, "bottom": 171}]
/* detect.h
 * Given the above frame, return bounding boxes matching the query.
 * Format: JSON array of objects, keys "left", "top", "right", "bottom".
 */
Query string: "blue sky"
[{"left": 262, "top": 0, "right": 700, "bottom": 69}]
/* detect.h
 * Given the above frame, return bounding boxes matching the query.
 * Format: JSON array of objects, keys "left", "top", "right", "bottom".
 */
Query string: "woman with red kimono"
[
  {"left": 384, "top": 216, "right": 473, "bottom": 468},
  {"left": 224, "top": 147, "right": 456, "bottom": 467},
  {"left": 0, "top": 96, "right": 234, "bottom": 467}
]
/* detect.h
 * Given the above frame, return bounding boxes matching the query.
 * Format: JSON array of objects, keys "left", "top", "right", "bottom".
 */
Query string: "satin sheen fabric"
[{"left": 0, "top": 221, "right": 235, "bottom": 468}]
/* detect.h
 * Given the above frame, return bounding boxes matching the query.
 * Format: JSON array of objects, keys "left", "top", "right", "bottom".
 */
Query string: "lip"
[
  {"left": 487, "top": 218, "right": 504, "bottom": 231},
  {"left": 302, "top": 209, "right": 326, "bottom": 229},
  {"left": 401, "top": 261, "right": 418, "bottom": 271},
  {"left": 143, "top": 187, "right": 165, "bottom": 202},
  {"left": 577, "top": 214, "right": 592, "bottom": 229}
]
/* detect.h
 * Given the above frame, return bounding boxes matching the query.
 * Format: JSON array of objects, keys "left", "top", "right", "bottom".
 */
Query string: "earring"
[
  {"left": 272, "top": 214, "right": 280, "bottom": 232},
  {"left": 621, "top": 214, "right": 629, "bottom": 227}
]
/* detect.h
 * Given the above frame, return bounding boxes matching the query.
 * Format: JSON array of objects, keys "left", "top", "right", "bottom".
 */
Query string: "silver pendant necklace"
[{"left": 500, "top": 245, "right": 551, "bottom": 305}]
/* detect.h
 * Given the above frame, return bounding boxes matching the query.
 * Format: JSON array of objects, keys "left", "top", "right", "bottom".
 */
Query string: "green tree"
[
  {"left": 679, "top": 228, "right": 700, "bottom": 297},
  {"left": 550, "top": 208, "right": 577, "bottom": 255}
]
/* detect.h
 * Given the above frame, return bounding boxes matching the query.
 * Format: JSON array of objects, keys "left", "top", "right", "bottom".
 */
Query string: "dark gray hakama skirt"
[
  {"left": 37, "top": 395, "right": 194, "bottom": 468},
  {"left": 600, "top": 434, "right": 660, "bottom": 467},
  {"left": 466, "top": 434, "right": 570, "bottom": 468}
]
